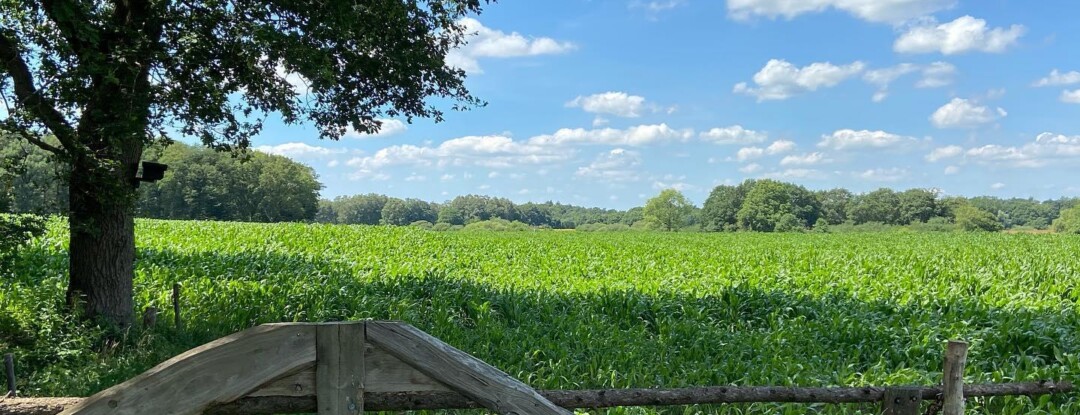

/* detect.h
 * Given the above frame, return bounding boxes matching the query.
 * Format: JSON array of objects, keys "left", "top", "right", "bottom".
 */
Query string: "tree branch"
[
  {"left": 39, "top": 0, "right": 99, "bottom": 62},
  {"left": 7, "top": 126, "right": 66, "bottom": 156},
  {"left": 0, "top": 30, "right": 79, "bottom": 151}
]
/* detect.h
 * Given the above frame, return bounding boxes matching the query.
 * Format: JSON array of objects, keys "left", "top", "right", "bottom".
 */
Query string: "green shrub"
[
  {"left": 1053, "top": 206, "right": 1080, "bottom": 234},
  {"left": 1, "top": 214, "right": 46, "bottom": 271},
  {"left": 955, "top": 205, "right": 1004, "bottom": 232}
]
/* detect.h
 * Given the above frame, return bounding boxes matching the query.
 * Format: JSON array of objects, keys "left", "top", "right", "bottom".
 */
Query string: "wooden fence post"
[
  {"left": 316, "top": 322, "right": 365, "bottom": 415},
  {"left": 882, "top": 387, "right": 921, "bottom": 415},
  {"left": 172, "top": 283, "right": 182, "bottom": 330},
  {"left": 943, "top": 340, "right": 969, "bottom": 415},
  {"left": 4, "top": 353, "right": 14, "bottom": 397}
]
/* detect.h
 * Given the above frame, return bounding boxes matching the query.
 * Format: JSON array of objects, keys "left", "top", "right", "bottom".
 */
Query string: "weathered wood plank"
[
  {"left": 943, "top": 341, "right": 969, "bottom": 415},
  {"left": 882, "top": 387, "right": 921, "bottom": 415},
  {"left": 339, "top": 323, "right": 364, "bottom": 414},
  {"left": 316, "top": 325, "right": 341, "bottom": 415},
  {"left": 316, "top": 322, "right": 364, "bottom": 415},
  {"left": 365, "top": 343, "right": 452, "bottom": 393},
  {"left": 245, "top": 342, "right": 452, "bottom": 398},
  {"left": 60, "top": 324, "right": 315, "bottom": 415},
  {"left": 366, "top": 321, "right": 571, "bottom": 415},
  {"left": 8, "top": 381, "right": 1074, "bottom": 414}
]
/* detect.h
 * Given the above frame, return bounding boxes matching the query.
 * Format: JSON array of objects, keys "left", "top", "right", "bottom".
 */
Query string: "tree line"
[
  {"left": 1, "top": 138, "right": 321, "bottom": 222},
  {"left": 4, "top": 136, "right": 1078, "bottom": 233}
]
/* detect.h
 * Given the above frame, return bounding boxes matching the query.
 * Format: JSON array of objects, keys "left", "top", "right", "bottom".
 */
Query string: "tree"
[
  {"left": 0, "top": 1, "right": 487, "bottom": 328},
  {"left": 701, "top": 181, "right": 755, "bottom": 231},
  {"left": 643, "top": 189, "right": 693, "bottom": 231},
  {"left": 437, "top": 205, "right": 465, "bottom": 226},
  {"left": 815, "top": 188, "right": 852, "bottom": 225},
  {"left": 897, "top": 188, "right": 938, "bottom": 225},
  {"left": 736, "top": 180, "right": 820, "bottom": 232},
  {"left": 1053, "top": 206, "right": 1080, "bottom": 234},
  {"left": 848, "top": 188, "right": 901, "bottom": 225},
  {"left": 955, "top": 205, "right": 1003, "bottom": 232}
]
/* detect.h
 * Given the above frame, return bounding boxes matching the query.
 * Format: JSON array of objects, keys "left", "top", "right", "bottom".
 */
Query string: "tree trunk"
[{"left": 65, "top": 154, "right": 140, "bottom": 330}]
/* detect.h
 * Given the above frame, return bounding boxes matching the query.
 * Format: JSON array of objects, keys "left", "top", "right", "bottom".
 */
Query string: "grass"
[{"left": 2, "top": 218, "right": 1079, "bottom": 414}]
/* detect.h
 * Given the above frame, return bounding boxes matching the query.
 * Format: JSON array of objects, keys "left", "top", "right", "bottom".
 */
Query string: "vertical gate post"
[
  {"left": 943, "top": 341, "right": 969, "bottom": 415},
  {"left": 317, "top": 322, "right": 366, "bottom": 415},
  {"left": 882, "top": 387, "right": 921, "bottom": 415}
]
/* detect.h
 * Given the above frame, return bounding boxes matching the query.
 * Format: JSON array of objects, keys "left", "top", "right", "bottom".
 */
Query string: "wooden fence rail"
[{"left": 0, "top": 321, "right": 1074, "bottom": 415}]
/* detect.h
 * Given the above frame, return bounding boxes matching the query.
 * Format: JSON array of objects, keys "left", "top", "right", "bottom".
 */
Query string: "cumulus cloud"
[
  {"left": 699, "top": 125, "right": 768, "bottom": 145},
  {"left": 863, "top": 62, "right": 955, "bottom": 101},
  {"left": 256, "top": 142, "right": 345, "bottom": 158},
  {"left": 566, "top": 92, "right": 647, "bottom": 118},
  {"left": 726, "top": 0, "right": 955, "bottom": 24},
  {"left": 734, "top": 59, "right": 865, "bottom": 101},
  {"left": 963, "top": 132, "right": 1080, "bottom": 168},
  {"left": 818, "top": 129, "right": 918, "bottom": 150},
  {"left": 930, "top": 98, "right": 1006, "bottom": 128},
  {"left": 763, "top": 168, "right": 829, "bottom": 180},
  {"left": 944, "top": 165, "right": 960, "bottom": 175},
  {"left": 445, "top": 18, "right": 576, "bottom": 73},
  {"left": 576, "top": 148, "right": 643, "bottom": 181},
  {"left": 529, "top": 124, "right": 694, "bottom": 147},
  {"left": 855, "top": 168, "right": 908, "bottom": 181},
  {"left": 990, "top": 182, "right": 1006, "bottom": 190},
  {"left": 344, "top": 119, "right": 407, "bottom": 138},
  {"left": 739, "top": 163, "right": 762, "bottom": 173},
  {"left": 1062, "top": 89, "right": 1080, "bottom": 104},
  {"left": 894, "top": 16, "right": 1025, "bottom": 55},
  {"left": 925, "top": 145, "right": 963, "bottom": 162},
  {"left": 736, "top": 140, "right": 796, "bottom": 161},
  {"left": 780, "top": 152, "right": 832, "bottom": 166},
  {"left": 1033, "top": 69, "right": 1080, "bottom": 87},
  {"left": 915, "top": 62, "right": 957, "bottom": 88},
  {"left": 632, "top": 0, "right": 686, "bottom": 13},
  {"left": 345, "top": 134, "right": 572, "bottom": 179}
]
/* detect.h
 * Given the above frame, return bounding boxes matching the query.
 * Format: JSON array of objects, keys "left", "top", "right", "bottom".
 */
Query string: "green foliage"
[
  {"left": 5, "top": 220, "right": 1080, "bottom": 415},
  {"left": 702, "top": 181, "right": 756, "bottom": 231},
  {"left": 955, "top": 205, "right": 1004, "bottom": 232},
  {"left": 849, "top": 188, "right": 901, "bottom": 225},
  {"left": 736, "top": 180, "right": 820, "bottom": 232},
  {"left": 380, "top": 198, "right": 437, "bottom": 226},
  {"left": 644, "top": 189, "right": 693, "bottom": 231},
  {"left": 0, "top": 136, "right": 67, "bottom": 215},
  {"left": 462, "top": 218, "right": 531, "bottom": 232},
  {"left": 0, "top": 214, "right": 46, "bottom": 271},
  {"left": 137, "top": 143, "right": 320, "bottom": 222},
  {"left": 1053, "top": 206, "right": 1080, "bottom": 234}
]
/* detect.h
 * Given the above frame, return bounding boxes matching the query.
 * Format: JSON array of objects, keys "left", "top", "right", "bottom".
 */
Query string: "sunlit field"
[{"left": 5, "top": 219, "right": 1080, "bottom": 414}]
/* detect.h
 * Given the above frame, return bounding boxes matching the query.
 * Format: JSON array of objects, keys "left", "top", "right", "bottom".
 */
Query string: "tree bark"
[{"left": 65, "top": 150, "right": 141, "bottom": 329}]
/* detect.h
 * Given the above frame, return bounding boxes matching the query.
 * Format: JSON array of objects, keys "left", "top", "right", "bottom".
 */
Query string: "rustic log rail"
[{"left": 0, "top": 321, "right": 1073, "bottom": 415}]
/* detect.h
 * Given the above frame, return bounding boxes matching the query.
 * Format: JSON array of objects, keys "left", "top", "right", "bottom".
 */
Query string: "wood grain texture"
[
  {"left": 882, "top": 387, "right": 921, "bottom": 415},
  {"left": 943, "top": 341, "right": 969, "bottom": 415},
  {"left": 366, "top": 321, "right": 571, "bottom": 415},
  {"left": 60, "top": 323, "right": 315, "bottom": 415},
  {"left": 315, "top": 323, "right": 364, "bottom": 415}
]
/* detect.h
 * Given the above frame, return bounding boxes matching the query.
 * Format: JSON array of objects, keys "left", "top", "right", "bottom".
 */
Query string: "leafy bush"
[
  {"left": 1, "top": 214, "right": 46, "bottom": 271},
  {"left": 955, "top": 205, "right": 1004, "bottom": 232},
  {"left": 462, "top": 218, "right": 531, "bottom": 232},
  {"left": 1053, "top": 206, "right": 1080, "bottom": 234}
]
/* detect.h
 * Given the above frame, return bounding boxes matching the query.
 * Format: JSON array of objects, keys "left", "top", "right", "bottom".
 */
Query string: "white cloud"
[
  {"left": 930, "top": 98, "right": 1006, "bottom": 128},
  {"left": 856, "top": 168, "right": 908, "bottom": 181},
  {"left": 990, "top": 182, "right": 1006, "bottom": 190},
  {"left": 780, "top": 152, "right": 832, "bottom": 166},
  {"left": 699, "top": 125, "right": 768, "bottom": 145},
  {"left": 767, "top": 140, "right": 796, "bottom": 153},
  {"left": 726, "top": 0, "right": 955, "bottom": 24},
  {"left": 1033, "top": 69, "right": 1080, "bottom": 87},
  {"left": 734, "top": 59, "right": 865, "bottom": 101},
  {"left": 344, "top": 119, "right": 407, "bottom": 138},
  {"left": 739, "top": 163, "right": 762, "bottom": 173},
  {"left": 529, "top": 124, "right": 694, "bottom": 147},
  {"left": 925, "top": 145, "right": 963, "bottom": 162},
  {"left": 592, "top": 117, "right": 610, "bottom": 127},
  {"left": 863, "top": 62, "right": 954, "bottom": 101},
  {"left": 576, "top": 148, "right": 643, "bottom": 182},
  {"left": 440, "top": 174, "right": 454, "bottom": 182},
  {"left": 255, "top": 142, "right": 345, "bottom": 158},
  {"left": 404, "top": 173, "right": 427, "bottom": 182},
  {"left": 567, "top": 92, "right": 647, "bottom": 118},
  {"left": 736, "top": 140, "right": 795, "bottom": 161},
  {"left": 944, "top": 165, "right": 960, "bottom": 175},
  {"left": 651, "top": 179, "right": 696, "bottom": 192},
  {"left": 818, "top": 129, "right": 917, "bottom": 150},
  {"left": 445, "top": 18, "right": 576, "bottom": 73},
  {"left": 963, "top": 132, "right": 1080, "bottom": 168},
  {"left": 634, "top": 0, "right": 686, "bottom": 13},
  {"left": 915, "top": 62, "right": 956, "bottom": 88},
  {"left": 763, "top": 168, "right": 829, "bottom": 180},
  {"left": 894, "top": 16, "right": 1025, "bottom": 55},
  {"left": 1061, "top": 89, "right": 1080, "bottom": 104},
  {"left": 346, "top": 134, "right": 573, "bottom": 179}
]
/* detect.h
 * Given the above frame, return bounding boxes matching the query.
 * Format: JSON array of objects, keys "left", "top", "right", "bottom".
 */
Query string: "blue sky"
[{"left": 253, "top": 0, "right": 1080, "bottom": 209}]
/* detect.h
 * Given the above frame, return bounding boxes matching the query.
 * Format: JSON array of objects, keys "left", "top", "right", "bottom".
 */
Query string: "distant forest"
[{"left": 2, "top": 137, "right": 1077, "bottom": 232}]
